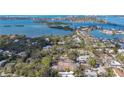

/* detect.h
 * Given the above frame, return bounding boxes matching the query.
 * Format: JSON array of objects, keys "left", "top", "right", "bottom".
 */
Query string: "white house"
[
  {"left": 14, "top": 39, "right": 19, "bottom": 43},
  {"left": 43, "top": 45, "right": 52, "bottom": 50},
  {"left": 45, "top": 38, "right": 50, "bottom": 42},
  {"left": 77, "top": 55, "right": 89, "bottom": 63},
  {"left": 84, "top": 69, "right": 97, "bottom": 77},
  {"left": 3, "top": 51, "right": 12, "bottom": 57},
  {"left": 73, "top": 37, "right": 82, "bottom": 43},
  {"left": 58, "top": 41, "right": 65, "bottom": 45},
  {"left": 59, "top": 71, "right": 74, "bottom": 77},
  {"left": 109, "top": 60, "right": 122, "bottom": 68},
  {"left": 118, "top": 49, "right": 124, "bottom": 54},
  {"left": 97, "top": 67, "right": 106, "bottom": 76},
  {"left": 17, "top": 51, "right": 27, "bottom": 58},
  {"left": 105, "top": 48, "right": 114, "bottom": 54}
]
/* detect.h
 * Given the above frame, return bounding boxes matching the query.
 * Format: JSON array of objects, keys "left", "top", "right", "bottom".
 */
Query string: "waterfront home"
[
  {"left": 81, "top": 27, "right": 89, "bottom": 31},
  {"left": 101, "top": 38, "right": 108, "bottom": 42},
  {"left": 59, "top": 71, "right": 74, "bottom": 77},
  {"left": 9, "top": 35, "right": 17, "bottom": 39}
]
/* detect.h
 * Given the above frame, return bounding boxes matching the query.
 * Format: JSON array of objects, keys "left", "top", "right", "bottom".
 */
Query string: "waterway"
[
  {"left": 0, "top": 15, "right": 124, "bottom": 39},
  {"left": 0, "top": 19, "right": 72, "bottom": 37}
]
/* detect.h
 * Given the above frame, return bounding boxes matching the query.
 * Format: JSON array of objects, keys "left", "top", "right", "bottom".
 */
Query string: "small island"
[{"left": 0, "top": 15, "right": 124, "bottom": 77}]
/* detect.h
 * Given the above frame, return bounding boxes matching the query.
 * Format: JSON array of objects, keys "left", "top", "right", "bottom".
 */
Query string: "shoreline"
[{"left": 100, "top": 29, "right": 124, "bottom": 35}]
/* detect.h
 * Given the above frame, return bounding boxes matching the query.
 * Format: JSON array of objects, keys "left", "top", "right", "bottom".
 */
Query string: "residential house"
[
  {"left": 3, "top": 51, "right": 12, "bottom": 57},
  {"left": 45, "top": 38, "right": 50, "bottom": 42},
  {"left": 76, "top": 55, "right": 89, "bottom": 63},
  {"left": 14, "top": 39, "right": 19, "bottom": 43},
  {"left": 109, "top": 60, "right": 122, "bottom": 68},
  {"left": 58, "top": 41, "right": 65, "bottom": 45},
  {"left": 73, "top": 37, "right": 82, "bottom": 43},
  {"left": 59, "top": 71, "right": 74, "bottom": 77},
  {"left": 17, "top": 51, "right": 27, "bottom": 58},
  {"left": 56, "top": 55, "right": 77, "bottom": 71},
  {"left": 84, "top": 69, "right": 97, "bottom": 77},
  {"left": 43, "top": 45, "right": 52, "bottom": 50},
  {"left": 105, "top": 48, "right": 114, "bottom": 54},
  {"left": 118, "top": 49, "right": 124, "bottom": 54},
  {"left": 97, "top": 67, "right": 106, "bottom": 76}
]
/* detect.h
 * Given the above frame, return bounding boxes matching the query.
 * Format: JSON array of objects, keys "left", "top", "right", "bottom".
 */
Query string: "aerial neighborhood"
[{"left": 0, "top": 15, "right": 124, "bottom": 77}]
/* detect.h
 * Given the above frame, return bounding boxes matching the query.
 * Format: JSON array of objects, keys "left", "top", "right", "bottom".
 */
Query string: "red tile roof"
[{"left": 113, "top": 68, "right": 124, "bottom": 77}]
